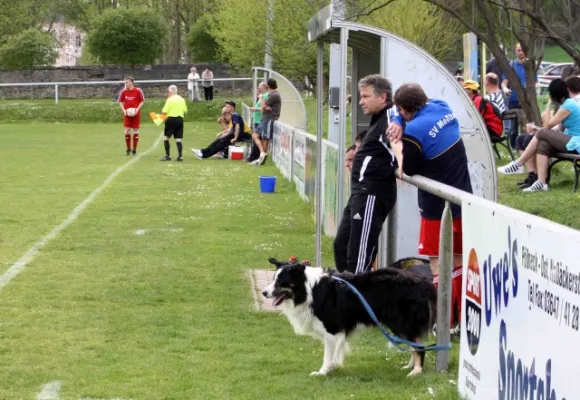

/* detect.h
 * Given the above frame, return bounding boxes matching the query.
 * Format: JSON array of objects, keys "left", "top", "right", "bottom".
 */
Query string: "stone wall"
[{"left": 0, "top": 64, "right": 254, "bottom": 99}]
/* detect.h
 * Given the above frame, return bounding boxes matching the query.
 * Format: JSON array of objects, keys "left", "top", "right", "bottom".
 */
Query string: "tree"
[
  {"left": 357, "top": 0, "right": 462, "bottom": 61},
  {"left": 212, "top": 0, "right": 327, "bottom": 80},
  {"left": 86, "top": 7, "right": 167, "bottom": 68},
  {"left": 0, "top": 28, "right": 58, "bottom": 71},
  {"left": 212, "top": 0, "right": 268, "bottom": 71},
  {"left": 348, "top": 0, "right": 545, "bottom": 124},
  {"left": 187, "top": 13, "right": 219, "bottom": 62}
]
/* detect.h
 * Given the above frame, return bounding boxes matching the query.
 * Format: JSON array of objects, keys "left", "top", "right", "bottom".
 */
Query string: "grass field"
[
  {"left": 0, "top": 117, "right": 462, "bottom": 399},
  {"left": 543, "top": 45, "right": 574, "bottom": 63},
  {"left": 2, "top": 95, "right": 579, "bottom": 399}
]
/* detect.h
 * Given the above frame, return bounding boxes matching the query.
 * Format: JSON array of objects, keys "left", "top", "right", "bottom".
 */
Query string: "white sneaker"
[
  {"left": 498, "top": 161, "right": 525, "bottom": 175},
  {"left": 256, "top": 152, "right": 268, "bottom": 166},
  {"left": 191, "top": 148, "right": 203, "bottom": 159},
  {"left": 253, "top": 152, "right": 267, "bottom": 166},
  {"left": 522, "top": 180, "right": 549, "bottom": 192}
]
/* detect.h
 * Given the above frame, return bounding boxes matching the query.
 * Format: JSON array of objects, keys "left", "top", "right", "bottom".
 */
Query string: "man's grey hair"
[
  {"left": 168, "top": 85, "right": 178, "bottom": 94},
  {"left": 358, "top": 74, "right": 393, "bottom": 102}
]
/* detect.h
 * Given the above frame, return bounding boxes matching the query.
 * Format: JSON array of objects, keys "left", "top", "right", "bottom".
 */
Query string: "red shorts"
[
  {"left": 124, "top": 114, "right": 141, "bottom": 129},
  {"left": 418, "top": 217, "right": 463, "bottom": 256}
]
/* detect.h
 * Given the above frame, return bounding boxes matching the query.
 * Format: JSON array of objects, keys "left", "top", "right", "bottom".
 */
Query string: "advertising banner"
[{"left": 459, "top": 198, "right": 580, "bottom": 400}]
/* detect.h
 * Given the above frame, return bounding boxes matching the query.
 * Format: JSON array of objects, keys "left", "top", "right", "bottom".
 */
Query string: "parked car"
[{"left": 538, "top": 62, "right": 573, "bottom": 88}]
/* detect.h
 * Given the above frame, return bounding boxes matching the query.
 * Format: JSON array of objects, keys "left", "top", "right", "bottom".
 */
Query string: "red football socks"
[{"left": 132, "top": 134, "right": 139, "bottom": 151}]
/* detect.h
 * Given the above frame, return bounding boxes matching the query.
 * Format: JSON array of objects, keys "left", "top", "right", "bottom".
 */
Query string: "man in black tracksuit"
[{"left": 333, "top": 75, "right": 397, "bottom": 274}]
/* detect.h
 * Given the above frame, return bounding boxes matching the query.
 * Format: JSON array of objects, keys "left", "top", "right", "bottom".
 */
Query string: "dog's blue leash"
[{"left": 330, "top": 276, "right": 451, "bottom": 353}]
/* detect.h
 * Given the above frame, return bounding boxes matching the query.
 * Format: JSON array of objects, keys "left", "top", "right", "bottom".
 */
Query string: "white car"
[{"left": 538, "top": 62, "right": 573, "bottom": 88}]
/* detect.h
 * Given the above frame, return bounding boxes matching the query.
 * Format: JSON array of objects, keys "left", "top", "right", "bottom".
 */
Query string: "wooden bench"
[{"left": 547, "top": 152, "right": 580, "bottom": 192}]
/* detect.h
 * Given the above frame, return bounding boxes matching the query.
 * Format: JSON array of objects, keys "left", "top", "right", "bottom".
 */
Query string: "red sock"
[
  {"left": 432, "top": 265, "right": 463, "bottom": 327},
  {"left": 125, "top": 133, "right": 131, "bottom": 150},
  {"left": 132, "top": 134, "right": 139, "bottom": 151}
]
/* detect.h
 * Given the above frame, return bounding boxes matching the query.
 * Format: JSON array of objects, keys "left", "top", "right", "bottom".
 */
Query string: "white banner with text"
[{"left": 459, "top": 198, "right": 580, "bottom": 400}]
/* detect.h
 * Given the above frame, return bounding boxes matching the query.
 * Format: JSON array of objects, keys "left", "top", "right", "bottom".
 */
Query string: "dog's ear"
[{"left": 268, "top": 258, "right": 286, "bottom": 269}]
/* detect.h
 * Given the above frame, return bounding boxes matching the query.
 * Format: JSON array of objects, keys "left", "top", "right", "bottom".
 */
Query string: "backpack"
[{"left": 477, "top": 95, "right": 502, "bottom": 118}]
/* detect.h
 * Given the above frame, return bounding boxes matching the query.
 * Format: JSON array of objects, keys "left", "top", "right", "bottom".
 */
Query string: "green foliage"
[
  {"left": 213, "top": 0, "right": 326, "bottom": 80},
  {"left": 359, "top": 0, "right": 462, "bottom": 61},
  {"left": 0, "top": 97, "right": 250, "bottom": 124},
  {"left": 213, "top": 0, "right": 268, "bottom": 70},
  {"left": 0, "top": 28, "right": 58, "bottom": 71},
  {"left": 187, "top": 14, "right": 219, "bottom": 62},
  {"left": 86, "top": 7, "right": 167, "bottom": 66}
]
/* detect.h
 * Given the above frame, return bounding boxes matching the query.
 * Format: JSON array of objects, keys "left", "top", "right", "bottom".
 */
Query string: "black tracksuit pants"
[
  {"left": 201, "top": 132, "right": 252, "bottom": 158},
  {"left": 333, "top": 194, "right": 395, "bottom": 274}
]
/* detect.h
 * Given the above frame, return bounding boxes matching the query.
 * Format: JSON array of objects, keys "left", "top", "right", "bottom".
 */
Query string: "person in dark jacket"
[{"left": 333, "top": 75, "right": 397, "bottom": 274}]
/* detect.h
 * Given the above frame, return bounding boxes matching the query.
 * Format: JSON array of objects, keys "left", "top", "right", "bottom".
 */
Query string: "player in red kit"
[{"left": 118, "top": 77, "right": 145, "bottom": 155}]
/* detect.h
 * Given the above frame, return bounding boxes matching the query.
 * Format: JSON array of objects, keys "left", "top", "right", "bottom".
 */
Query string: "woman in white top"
[
  {"left": 187, "top": 67, "right": 200, "bottom": 101},
  {"left": 201, "top": 68, "right": 214, "bottom": 101}
]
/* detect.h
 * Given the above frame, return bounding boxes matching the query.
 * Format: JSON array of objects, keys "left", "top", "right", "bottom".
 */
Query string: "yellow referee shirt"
[{"left": 162, "top": 94, "right": 188, "bottom": 118}]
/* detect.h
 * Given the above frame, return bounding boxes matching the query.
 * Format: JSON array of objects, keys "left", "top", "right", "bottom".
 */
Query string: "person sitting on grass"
[
  {"left": 498, "top": 78, "right": 580, "bottom": 192},
  {"left": 191, "top": 108, "right": 251, "bottom": 159}
]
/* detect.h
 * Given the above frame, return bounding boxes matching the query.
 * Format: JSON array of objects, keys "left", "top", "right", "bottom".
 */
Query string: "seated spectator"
[
  {"left": 191, "top": 108, "right": 251, "bottom": 159},
  {"left": 463, "top": 80, "right": 503, "bottom": 138},
  {"left": 483, "top": 73, "right": 506, "bottom": 115},
  {"left": 566, "top": 76, "right": 580, "bottom": 101},
  {"left": 498, "top": 78, "right": 580, "bottom": 192}
]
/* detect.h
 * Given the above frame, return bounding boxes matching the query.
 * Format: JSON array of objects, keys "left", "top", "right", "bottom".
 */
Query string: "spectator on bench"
[
  {"left": 191, "top": 108, "right": 251, "bottom": 159},
  {"left": 498, "top": 78, "right": 580, "bottom": 192},
  {"left": 483, "top": 73, "right": 506, "bottom": 115},
  {"left": 463, "top": 80, "right": 503, "bottom": 139},
  {"left": 566, "top": 76, "right": 580, "bottom": 102}
]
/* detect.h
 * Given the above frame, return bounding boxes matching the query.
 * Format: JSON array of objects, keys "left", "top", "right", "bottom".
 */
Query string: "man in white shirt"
[
  {"left": 483, "top": 73, "right": 506, "bottom": 115},
  {"left": 187, "top": 67, "right": 200, "bottom": 102}
]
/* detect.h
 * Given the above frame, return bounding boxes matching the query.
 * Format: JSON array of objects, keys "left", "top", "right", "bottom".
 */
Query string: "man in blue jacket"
[{"left": 387, "top": 83, "right": 472, "bottom": 331}]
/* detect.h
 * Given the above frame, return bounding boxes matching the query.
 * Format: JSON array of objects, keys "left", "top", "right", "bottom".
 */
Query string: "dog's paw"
[{"left": 406, "top": 367, "right": 423, "bottom": 377}]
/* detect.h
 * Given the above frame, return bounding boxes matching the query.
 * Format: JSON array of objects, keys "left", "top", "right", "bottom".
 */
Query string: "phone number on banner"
[{"left": 528, "top": 279, "right": 580, "bottom": 332}]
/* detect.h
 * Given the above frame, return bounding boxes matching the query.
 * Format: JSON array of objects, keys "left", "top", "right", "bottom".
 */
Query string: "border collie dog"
[{"left": 261, "top": 258, "right": 437, "bottom": 377}]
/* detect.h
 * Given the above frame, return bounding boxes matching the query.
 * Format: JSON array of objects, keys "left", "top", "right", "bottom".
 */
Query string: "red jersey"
[{"left": 119, "top": 87, "right": 144, "bottom": 111}]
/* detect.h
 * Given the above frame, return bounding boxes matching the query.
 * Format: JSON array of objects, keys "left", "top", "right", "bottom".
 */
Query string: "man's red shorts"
[
  {"left": 124, "top": 113, "right": 141, "bottom": 129},
  {"left": 418, "top": 217, "right": 463, "bottom": 256}
]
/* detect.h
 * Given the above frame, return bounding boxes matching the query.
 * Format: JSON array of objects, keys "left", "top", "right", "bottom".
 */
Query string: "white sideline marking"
[
  {"left": 36, "top": 381, "right": 61, "bottom": 400},
  {"left": 0, "top": 134, "right": 162, "bottom": 292},
  {"left": 134, "top": 228, "right": 184, "bottom": 235},
  {"left": 36, "top": 381, "right": 131, "bottom": 399}
]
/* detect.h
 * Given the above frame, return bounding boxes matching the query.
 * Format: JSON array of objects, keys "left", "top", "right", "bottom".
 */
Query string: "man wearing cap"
[
  {"left": 217, "top": 100, "right": 237, "bottom": 129},
  {"left": 191, "top": 102, "right": 251, "bottom": 159},
  {"left": 463, "top": 79, "right": 503, "bottom": 139}
]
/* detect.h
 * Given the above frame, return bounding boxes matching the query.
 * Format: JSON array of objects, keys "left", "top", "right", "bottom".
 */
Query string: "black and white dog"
[{"left": 261, "top": 258, "right": 437, "bottom": 377}]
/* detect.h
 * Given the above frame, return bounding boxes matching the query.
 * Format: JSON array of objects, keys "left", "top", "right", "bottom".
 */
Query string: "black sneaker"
[
  {"left": 176, "top": 157, "right": 183, "bottom": 162},
  {"left": 160, "top": 155, "right": 171, "bottom": 161},
  {"left": 132, "top": 150, "right": 136, "bottom": 156},
  {"left": 126, "top": 149, "right": 131, "bottom": 156},
  {"left": 518, "top": 172, "right": 537, "bottom": 188}
]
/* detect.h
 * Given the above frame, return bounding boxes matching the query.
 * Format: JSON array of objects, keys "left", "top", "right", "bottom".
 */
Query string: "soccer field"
[{"left": 0, "top": 121, "right": 461, "bottom": 399}]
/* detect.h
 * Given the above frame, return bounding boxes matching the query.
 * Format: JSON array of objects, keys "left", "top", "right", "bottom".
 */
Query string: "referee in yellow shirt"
[{"left": 160, "top": 85, "right": 188, "bottom": 162}]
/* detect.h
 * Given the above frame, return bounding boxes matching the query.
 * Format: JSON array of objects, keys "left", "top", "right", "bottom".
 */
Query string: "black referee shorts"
[{"left": 164, "top": 116, "right": 184, "bottom": 139}]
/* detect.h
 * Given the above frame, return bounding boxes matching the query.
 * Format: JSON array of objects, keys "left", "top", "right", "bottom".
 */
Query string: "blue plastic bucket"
[{"left": 259, "top": 176, "right": 277, "bottom": 193}]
